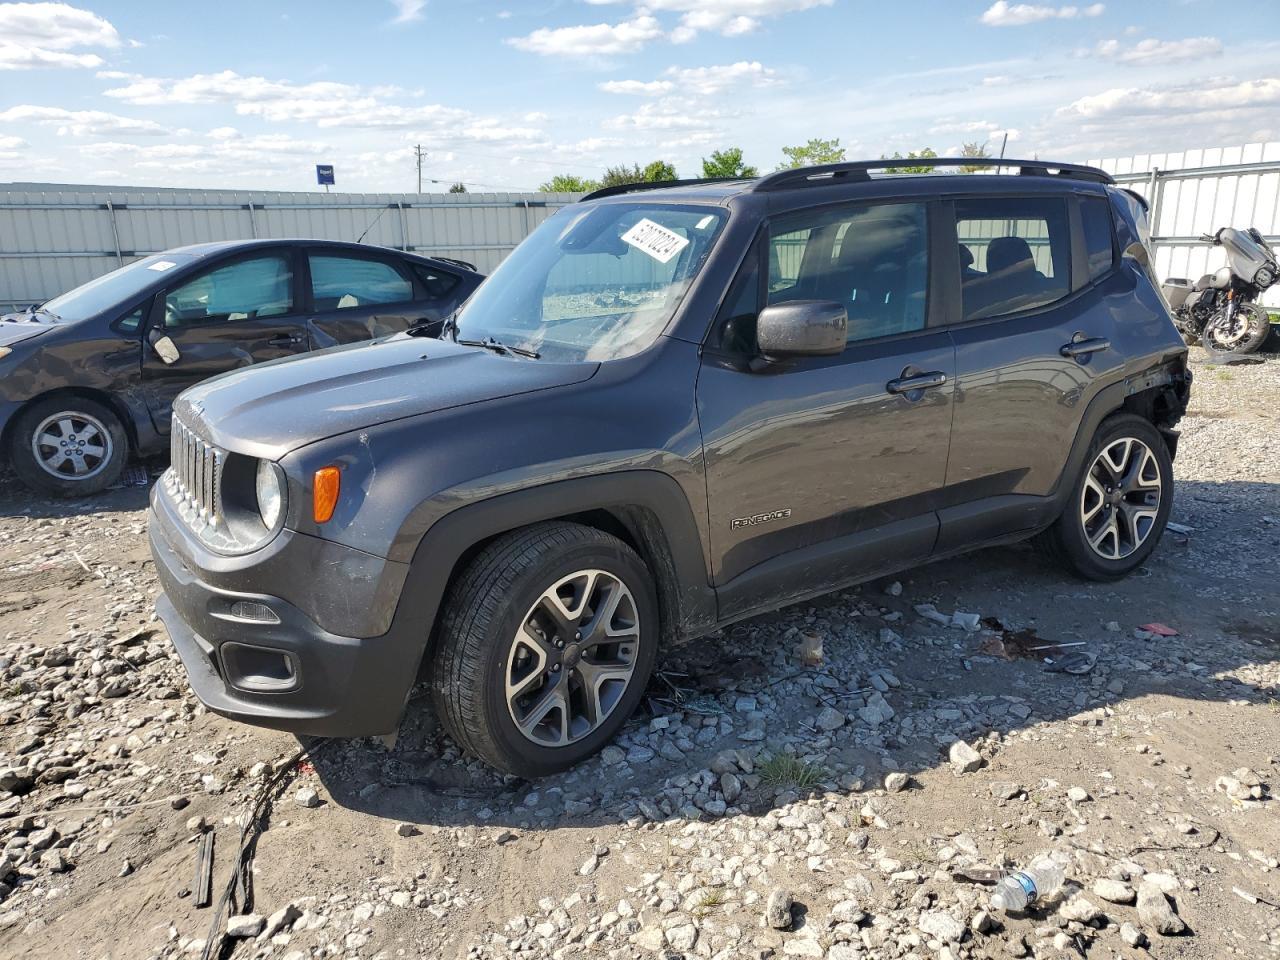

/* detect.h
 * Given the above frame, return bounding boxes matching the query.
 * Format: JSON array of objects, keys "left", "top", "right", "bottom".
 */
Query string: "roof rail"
[
  {"left": 578, "top": 177, "right": 746, "bottom": 202},
  {"left": 751, "top": 157, "right": 1114, "bottom": 192}
]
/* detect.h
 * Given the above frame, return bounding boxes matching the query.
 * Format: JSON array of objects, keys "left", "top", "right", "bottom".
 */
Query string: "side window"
[
  {"left": 309, "top": 254, "right": 413, "bottom": 311},
  {"left": 768, "top": 202, "right": 929, "bottom": 343},
  {"left": 1080, "top": 196, "right": 1117, "bottom": 282},
  {"left": 954, "top": 197, "right": 1071, "bottom": 321},
  {"left": 411, "top": 263, "right": 461, "bottom": 299},
  {"left": 116, "top": 303, "right": 146, "bottom": 332},
  {"left": 164, "top": 254, "right": 293, "bottom": 328}
]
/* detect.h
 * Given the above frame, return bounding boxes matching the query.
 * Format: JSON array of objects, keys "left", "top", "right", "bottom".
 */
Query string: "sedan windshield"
[
  {"left": 453, "top": 202, "right": 727, "bottom": 362},
  {"left": 39, "top": 254, "right": 196, "bottom": 322}
]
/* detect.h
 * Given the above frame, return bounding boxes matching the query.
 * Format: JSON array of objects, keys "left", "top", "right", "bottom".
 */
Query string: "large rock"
[
  {"left": 765, "top": 888, "right": 793, "bottom": 929},
  {"left": 1092, "top": 879, "right": 1136, "bottom": 904},
  {"left": 918, "top": 910, "right": 965, "bottom": 942},
  {"left": 1137, "top": 882, "right": 1186, "bottom": 936},
  {"left": 226, "top": 914, "right": 265, "bottom": 938},
  {"left": 949, "top": 741, "right": 983, "bottom": 774}
]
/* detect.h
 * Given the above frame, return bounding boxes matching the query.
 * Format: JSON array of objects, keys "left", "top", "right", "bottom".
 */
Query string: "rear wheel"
[
  {"left": 1036, "top": 414, "right": 1173, "bottom": 581},
  {"left": 8, "top": 396, "right": 128, "bottom": 497},
  {"left": 431, "top": 522, "right": 658, "bottom": 778}
]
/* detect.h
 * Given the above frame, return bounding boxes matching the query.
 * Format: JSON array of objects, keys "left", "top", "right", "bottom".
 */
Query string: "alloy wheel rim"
[
  {"left": 505, "top": 568, "right": 640, "bottom": 747},
  {"left": 1080, "top": 437, "right": 1162, "bottom": 560},
  {"left": 31, "top": 412, "right": 113, "bottom": 481}
]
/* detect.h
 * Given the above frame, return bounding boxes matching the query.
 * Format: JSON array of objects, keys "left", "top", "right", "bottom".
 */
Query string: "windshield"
[
  {"left": 453, "top": 201, "right": 727, "bottom": 362},
  {"left": 39, "top": 254, "right": 196, "bottom": 322}
]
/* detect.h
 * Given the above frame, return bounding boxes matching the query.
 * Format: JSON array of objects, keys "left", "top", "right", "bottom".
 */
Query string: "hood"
[
  {"left": 175, "top": 334, "right": 600, "bottom": 460},
  {"left": 0, "top": 315, "right": 55, "bottom": 348}
]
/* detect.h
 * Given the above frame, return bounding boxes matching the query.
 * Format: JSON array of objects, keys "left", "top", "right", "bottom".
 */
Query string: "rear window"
[
  {"left": 412, "top": 263, "right": 461, "bottom": 299},
  {"left": 954, "top": 197, "right": 1071, "bottom": 321},
  {"left": 1081, "top": 196, "right": 1117, "bottom": 282}
]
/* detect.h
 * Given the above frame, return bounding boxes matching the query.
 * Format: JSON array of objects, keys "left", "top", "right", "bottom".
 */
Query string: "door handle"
[
  {"left": 1060, "top": 336, "right": 1110, "bottom": 359},
  {"left": 886, "top": 371, "right": 947, "bottom": 394},
  {"left": 268, "top": 333, "right": 305, "bottom": 347}
]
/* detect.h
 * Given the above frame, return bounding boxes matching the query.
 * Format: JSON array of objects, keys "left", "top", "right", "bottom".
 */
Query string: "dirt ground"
[{"left": 0, "top": 347, "right": 1277, "bottom": 960}]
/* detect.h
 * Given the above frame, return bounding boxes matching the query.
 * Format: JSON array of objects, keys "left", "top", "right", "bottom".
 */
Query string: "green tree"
[
  {"left": 539, "top": 173, "right": 600, "bottom": 193},
  {"left": 882, "top": 147, "right": 939, "bottom": 174},
  {"left": 600, "top": 163, "right": 644, "bottom": 188},
  {"left": 642, "top": 159, "right": 678, "bottom": 182},
  {"left": 777, "top": 138, "right": 846, "bottom": 170},
  {"left": 447, "top": 182, "right": 468, "bottom": 193},
  {"left": 701, "top": 147, "right": 758, "bottom": 179},
  {"left": 959, "top": 141, "right": 992, "bottom": 174}
]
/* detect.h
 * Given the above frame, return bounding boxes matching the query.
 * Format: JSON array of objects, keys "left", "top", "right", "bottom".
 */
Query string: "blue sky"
[{"left": 1, "top": 0, "right": 1278, "bottom": 191}]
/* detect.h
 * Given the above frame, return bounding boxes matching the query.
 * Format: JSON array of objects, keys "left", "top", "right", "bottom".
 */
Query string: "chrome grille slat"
[{"left": 167, "top": 415, "right": 222, "bottom": 526}]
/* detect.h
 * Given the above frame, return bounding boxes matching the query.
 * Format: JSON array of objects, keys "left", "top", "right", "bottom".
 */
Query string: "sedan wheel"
[{"left": 31, "top": 411, "right": 115, "bottom": 481}]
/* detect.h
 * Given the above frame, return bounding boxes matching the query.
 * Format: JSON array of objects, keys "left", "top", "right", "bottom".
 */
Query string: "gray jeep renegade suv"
[{"left": 149, "top": 158, "right": 1190, "bottom": 777}]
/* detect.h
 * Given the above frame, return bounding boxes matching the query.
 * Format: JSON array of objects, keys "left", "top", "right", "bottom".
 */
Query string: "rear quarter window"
[{"left": 1081, "top": 196, "right": 1117, "bottom": 282}]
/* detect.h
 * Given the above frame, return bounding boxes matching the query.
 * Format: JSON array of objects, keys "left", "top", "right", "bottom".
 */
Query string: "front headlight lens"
[
  {"left": 255, "top": 460, "right": 285, "bottom": 530},
  {"left": 0, "top": 347, "right": 11, "bottom": 360}
]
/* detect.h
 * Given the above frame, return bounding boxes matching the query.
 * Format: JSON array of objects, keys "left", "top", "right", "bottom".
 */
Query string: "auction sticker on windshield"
[{"left": 622, "top": 219, "right": 690, "bottom": 264}]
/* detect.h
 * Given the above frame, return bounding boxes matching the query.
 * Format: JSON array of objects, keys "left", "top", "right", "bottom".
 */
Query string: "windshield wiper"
[
  {"left": 456, "top": 336, "right": 541, "bottom": 359},
  {"left": 23, "top": 304, "right": 60, "bottom": 322}
]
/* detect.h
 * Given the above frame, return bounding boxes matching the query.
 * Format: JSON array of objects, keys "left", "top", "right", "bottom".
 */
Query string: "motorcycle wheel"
[{"left": 1203, "top": 302, "right": 1271, "bottom": 354}]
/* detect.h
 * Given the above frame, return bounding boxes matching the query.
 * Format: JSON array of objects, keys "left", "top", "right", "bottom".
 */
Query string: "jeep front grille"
[{"left": 169, "top": 416, "right": 222, "bottom": 525}]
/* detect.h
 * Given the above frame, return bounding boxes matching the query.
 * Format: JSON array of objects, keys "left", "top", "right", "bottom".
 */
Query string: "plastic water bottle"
[{"left": 989, "top": 860, "right": 1065, "bottom": 912}]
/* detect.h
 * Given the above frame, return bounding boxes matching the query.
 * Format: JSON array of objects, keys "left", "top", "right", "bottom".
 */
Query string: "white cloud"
[
  {"left": 644, "top": 0, "right": 831, "bottom": 39},
  {"left": 980, "top": 1, "right": 1104, "bottom": 26},
  {"left": 507, "top": 15, "right": 664, "bottom": 57},
  {"left": 0, "top": 134, "right": 28, "bottom": 149},
  {"left": 0, "top": 104, "right": 167, "bottom": 136},
  {"left": 388, "top": 0, "right": 425, "bottom": 23},
  {"left": 0, "top": 1, "right": 120, "bottom": 69},
  {"left": 601, "top": 61, "right": 777, "bottom": 98},
  {"left": 1060, "top": 76, "right": 1280, "bottom": 119},
  {"left": 1094, "top": 36, "right": 1222, "bottom": 66},
  {"left": 600, "top": 78, "right": 675, "bottom": 96},
  {"left": 606, "top": 97, "right": 726, "bottom": 132}
]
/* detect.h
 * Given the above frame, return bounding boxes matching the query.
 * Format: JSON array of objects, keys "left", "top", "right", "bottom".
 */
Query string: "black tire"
[
  {"left": 8, "top": 396, "right": 128, "bottom": 498},
  {"left": 1035, "top": 413, "right": 1174, "bottom": 582},
  {"left": 431, "top": 521, "right": 658, "bottom": 778}
]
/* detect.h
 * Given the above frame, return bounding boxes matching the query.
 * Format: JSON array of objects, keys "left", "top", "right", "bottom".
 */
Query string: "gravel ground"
[{"left": 0, "top": 347, "right": 1277, "bottom": 960}]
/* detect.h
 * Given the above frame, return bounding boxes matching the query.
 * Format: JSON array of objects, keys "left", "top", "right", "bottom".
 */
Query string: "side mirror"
[
  {"left": 756, "top": 300, "right": 847, "bottom": 360},
  {"left": 148, "top": 328, "right": 181, "bottom": 365}
]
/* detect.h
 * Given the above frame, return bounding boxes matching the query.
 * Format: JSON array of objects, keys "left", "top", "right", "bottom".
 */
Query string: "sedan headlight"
[
  {"left": 255, "top": 460, "right": 285, "bottom": 530},
  {"left": 0, "top": 347, "right": 11, "bottom": 361}
]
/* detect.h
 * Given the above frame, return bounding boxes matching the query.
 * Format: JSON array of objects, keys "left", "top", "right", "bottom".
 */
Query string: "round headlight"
[{"left": 255, "top": 460, "right": 285, "bottom": 530}]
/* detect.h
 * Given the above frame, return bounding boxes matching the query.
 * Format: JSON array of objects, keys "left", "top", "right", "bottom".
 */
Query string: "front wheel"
[
  {"left": 1203, "top": 302, "right": 1270, "bottom": 354},
  {"left": 8, "top": 396, "right": 128, "bottom": 497},
  {"left": 1036, "top": 414, "right": 1173, "bottom": 581},
  {"left": 431, "top": 522, "right": 658, "bottom": 778}
]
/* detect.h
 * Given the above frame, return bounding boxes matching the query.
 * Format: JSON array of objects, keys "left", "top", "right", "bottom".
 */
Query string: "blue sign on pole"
[{"left": 316, "top": 164, "right": 335, "bottom": 186}]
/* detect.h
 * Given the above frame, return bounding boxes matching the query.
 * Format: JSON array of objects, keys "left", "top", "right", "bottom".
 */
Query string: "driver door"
[{"left": 140, "top": 249, "right": 310, "bottom": 434}]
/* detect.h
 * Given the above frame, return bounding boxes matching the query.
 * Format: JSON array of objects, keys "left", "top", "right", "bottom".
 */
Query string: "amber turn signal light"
[{"left": 312, "top": 466, "right": 340, "bottom": 523}]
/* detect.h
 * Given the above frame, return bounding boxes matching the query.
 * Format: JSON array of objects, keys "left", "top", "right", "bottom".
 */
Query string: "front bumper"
[{"left": 149, "top": 488, "right": 422, "bottom": 737}]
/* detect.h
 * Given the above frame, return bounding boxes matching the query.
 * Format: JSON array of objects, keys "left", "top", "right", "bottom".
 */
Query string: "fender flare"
[{"left": 382, "top": 470, "right": 718, "bottom": 676}]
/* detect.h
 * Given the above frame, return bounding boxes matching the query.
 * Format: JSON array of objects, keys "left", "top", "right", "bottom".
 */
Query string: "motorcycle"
[{"left": 1161, "top": 226, "right": 1277, "bottom": 355}]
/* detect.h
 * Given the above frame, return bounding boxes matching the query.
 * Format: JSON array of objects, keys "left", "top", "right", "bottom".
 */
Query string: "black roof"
[{"left": 164, "top": 238, "right": 478, "bottom": 272}]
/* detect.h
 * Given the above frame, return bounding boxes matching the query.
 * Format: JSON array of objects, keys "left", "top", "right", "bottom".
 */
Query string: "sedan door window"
[
  {"left": 309, "top": 254, "right": 413, "bottom": 311},
  {"left": 165, "top": 254, "right": 293, "bottom": 327}
]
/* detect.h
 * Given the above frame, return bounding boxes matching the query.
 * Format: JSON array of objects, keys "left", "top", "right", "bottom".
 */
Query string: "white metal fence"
[
  {"left": 4, "top": 144, "right": 1280, "bottom": 310},
  {"left": 0, "top": 183, "right": 580, "bottom": 311},
  {"left": 1090, "top": 142, "right": 1280, "bottom": 307}
]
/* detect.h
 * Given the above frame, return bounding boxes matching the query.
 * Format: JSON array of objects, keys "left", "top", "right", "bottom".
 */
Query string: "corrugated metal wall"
[
  {"left": 0, "top": 183, "right": 581, "bottom": 310},
  {"left": 1090, "top": 142, "right": 1280, "bottom": 307}
]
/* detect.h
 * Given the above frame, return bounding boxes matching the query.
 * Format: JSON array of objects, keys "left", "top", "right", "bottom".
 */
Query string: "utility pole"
[{"left": 414, "top": 144, "right": 425, "bottom": 194}]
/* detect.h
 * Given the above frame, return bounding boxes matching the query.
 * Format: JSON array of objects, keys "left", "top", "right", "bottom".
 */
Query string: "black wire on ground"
[{"left": 199, "top": 739, "right": 328, "bottom": 960}]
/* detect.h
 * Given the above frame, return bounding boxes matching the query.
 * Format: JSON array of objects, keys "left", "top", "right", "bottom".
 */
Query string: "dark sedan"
[{"left": 0, "top": 239, "right": 482, "bottom": 497}]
